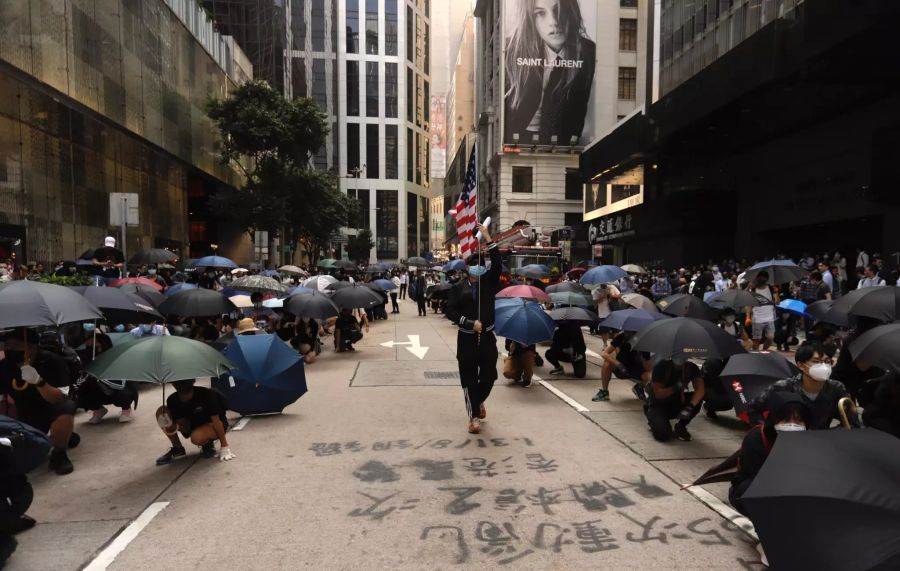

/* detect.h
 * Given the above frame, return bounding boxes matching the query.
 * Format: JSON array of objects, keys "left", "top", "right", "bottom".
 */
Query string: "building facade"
[
  {"left": 0, "top": 0, "right": 247, "bottom": 266},
  {"left": 473, "top": 0, "right": 648, "bottom": 263}
]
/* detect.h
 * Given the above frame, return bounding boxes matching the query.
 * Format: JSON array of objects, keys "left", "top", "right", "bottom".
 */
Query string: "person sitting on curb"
[{"left": 155, "top": 379, "right": 234, "bottom": 465}]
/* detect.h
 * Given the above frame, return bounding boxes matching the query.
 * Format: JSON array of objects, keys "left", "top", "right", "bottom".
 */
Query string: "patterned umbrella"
[{"left": 230, "top": 275, "right": 289, "bottom": 295}]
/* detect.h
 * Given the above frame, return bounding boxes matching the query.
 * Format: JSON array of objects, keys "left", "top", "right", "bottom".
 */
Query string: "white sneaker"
[
  {"left": 118, "top": 409, "right": 134, "bottom": 423},
  {"left": 88, "top": 407, "right": 108, "bottom": 424}
]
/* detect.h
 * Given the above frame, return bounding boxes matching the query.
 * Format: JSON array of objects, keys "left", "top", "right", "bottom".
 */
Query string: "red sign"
[{"left": 502, "top": 145, "right": 521, "bottom": 154}]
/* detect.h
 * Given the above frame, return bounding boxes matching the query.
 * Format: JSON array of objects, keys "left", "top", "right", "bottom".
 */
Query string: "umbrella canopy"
[
  {"left": 580, "top": 265, "right": 628, "bottom": 285},
  {"left": 546, "top": 281, "right": 585, "bottom": 294},
  {"left": 621, "top": 293, "right": 657, "bottom": 312},
  {"left": 806, "top": 299, "right": 835, "bottom": 321},
  {"left": 494, "top": 298, "right": 557, "bottom": 345},
  {"left": 821, "top": 286, "right": 900, "bottom": 327},
  {"left": 230, "top": 275, "right": 288, "bottom": 296},
  {"left": 191, "top": 255, "right": 238, "bottom": 269},
  {"left": 549, "top": 306, "right": 600, "bottom": 326},
  {"left": 330, "top": 284, "right": 384, "bottom": 309},
  {"left": 214, "top": 335, "right": 307, "bottom": 415},
  {"left": 211, "top": 330, "right": 236, "bottom": 352},
  {"left": 128, "top": 248, "right": 178, "bottom": 265},
  {"left": 566, "top": 267, "right": 587, "bottom": 280},
  {"left": 317, "top": 258, "right": 337, "bottom": 268},
  {"left": 110, "top": 277, "right": 163, "bottom": 291},
  {"left": 158, "top": 288, "right": 238, "bottom": 317},
  {"left": 326, "top": 281, "right": 354, "bottom": 291},
  {"left": 115, "top": 283, "right": 166, "bottom": 307},
  {"left": 516, "top": 266, "right": 552, "bottom": 280},
  {"left": 621, "top": 264, "right": 647, "bottom": 274},
  {"left": 363, "top": 264, "right": 387, "bottom": 274},
  {"left": 261, "top": 298, "right": 284, "bottom": 309},
  {"left": 0, "top": 281, "right": 104, "bottom": 328},
  {"left": 426, "top": 283, "right": 453, "bottom": 299},
  {"left": 287, "top": 286, "right": 314, "bottom": 296},
  {"left": 277, "top": 265, "right": 308, "bottom": 277},
  {"left": 601, "top": 308, "right": 671, "bottom": 333},
  {"left": 657, "top": 294, "right": 715, "bottom": 320},
  {"left": 777, "top": 298, "right": 812, "bottom": 319},
  {"left": 85, "top": 336, "right": 233, "bottom": 384},
  {"left": 231, "top": 268, "right": 250, "bottom": 276},
  {"left": 164, "top": 283, "right": 197, "bottom": 297},
  {"left": 443, "top": 259, "right": 467, "bottom": 272},
  {"left": 498, "top": 285, "right": 552, "bottom": 303},
  {"left": 69, "top": 286, "right": 163, "bottom": 324},
  {"left": 720, "top": 352, "right": 798, "bottom": 415},
  {"left": 848, "top": 324, "right": 900, "bottom": 372},
  {"left": 284, "top": 291, "right": 340, "bottom": 319},
  {"left": 406, "top": 256, "right": 429, "bottom": 267},
  {"left": 632, "top": 317, "right": 748, "bottom": 361},
  {"left": 372, "top": 279, "right": 398, "bottom": 291},
  {"left": 549, "top": 291, "right": 593, "bottom": 307},
  {"left": 330, "top": 259, "right": 356, "bottom": 270},
  {"left": 743, "top": 259, "right": 808, "bottom": 284},
  {"left": 303, "top": 275, "right": 338, "bottom": 293},
  {"left": 743, "top": 429, "right": 900, "bottom": 571},
  {"left": 228, "top": 295, "right": 254, "bottom": 309},
  {"left": 707, "top": 289, "right": 767, "bottom": 309}
]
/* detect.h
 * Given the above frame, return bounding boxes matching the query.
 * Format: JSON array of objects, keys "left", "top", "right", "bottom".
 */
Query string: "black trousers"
[
  {"left": 457, "top": 331, "right": 499, "bottom": 418},
  {"left": 417, "top": 297, "right": 427, "bottom": 316},
  {"left": 399, "top": 284, "right": 407, "bottom": 299},
  {"left": 544, "top": 348, "right": 587, "bottom": 378},
  {"left": 76, "top": 379, "right": 138, "bottom": 411},
  {"left": 390, "top": 293, "right": 399, "bottom": 313},
  {"left": 644, "top": 392, "right": 700, "bottom": 442}
]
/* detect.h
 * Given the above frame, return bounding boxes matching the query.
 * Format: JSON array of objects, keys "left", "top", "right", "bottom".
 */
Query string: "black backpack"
[{"left": 0, "top": 415, "right": 52, "bottom": 475}]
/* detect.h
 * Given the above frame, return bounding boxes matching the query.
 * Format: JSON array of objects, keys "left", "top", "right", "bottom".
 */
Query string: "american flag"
[{"left": 454, "top": 145, "right": 478, "bottom": 260}]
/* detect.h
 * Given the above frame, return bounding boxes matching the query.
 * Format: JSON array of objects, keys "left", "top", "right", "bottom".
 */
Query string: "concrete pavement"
[{"left": 9, "top": 298, "right": 761, "bottom": 570}]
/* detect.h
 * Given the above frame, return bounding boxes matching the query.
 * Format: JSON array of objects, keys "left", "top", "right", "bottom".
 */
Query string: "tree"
[{"left": 347, "top": 229, "right": 375, "bottom": 264}]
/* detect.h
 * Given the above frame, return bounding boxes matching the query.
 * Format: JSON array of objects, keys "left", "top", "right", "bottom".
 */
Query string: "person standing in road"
[
  {"left": 415, "top": 271, "right": 428, "bottom": 316},
  {"left": 745, "top": 271, "right": 779, "bottom": 351},
  {"left": 446, "top": 224, "right": 501, "bottom": 435},
  {"left": 390, "top": 273, "right": 401, "bottom": 313},
  {"left": 399, "top": 271, "right": 408, "bottom": 300}
]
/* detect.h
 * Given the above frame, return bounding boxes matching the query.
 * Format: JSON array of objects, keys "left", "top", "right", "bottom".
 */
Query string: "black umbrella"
[
  {"left": 806, "top": 299, "right": 835, "bottom": 322},
  {"left": 283, "top": 291, "right": 340, "bottom": 319},
  {"left": 128, "top": 248, "right": 178, "bottom": 265},
  {"left": 158, "top": 288, "right": 238, "bottom": 317},
  {"left": 720, "top": 352, "right": 798, "bottom": 416},
  {"left": 743, "top": 259, "right": 809, "bottom": 284},
  {"left": 426, "top": 282, "right": 453, "bottom": 300},
  {"left": 0, "top": 281, "right": 104, "bottom": 328},
  {"left": 821, "top": 286, "right": 900, "bottom": 327},
  {"left": 549, "top": 306, "right": 599, "bottom": 326},
  {"left": 632, "top": 317, "right": 748, "bottom": 360},
  {"left": 706, "top": 289, "right": 767, "bottom": 309},
  {"left": 545, "top": 282, "right": 585, "bottom": 294},
  {"left": 743, "top": 429, "right": 900, "bottom": 571},
  {"left": 69, "top": 286, "right": 163, "bottom": 324},
  {"left": 326, "top": 281, "right": 354, "bottom": 291},
  {"left": 406, "top": 257, "right": 429, "bottom": 267},
  {"left": 115, "top": 283, "right": 166, "bottom": 307},
  {"left": 848, "top": 324, "right": 900, "bottom": 372},
  {"left": 330, "top": 284, "right": 383, "bottom": 309},
  {"left": 656, "top": 294, "right": 715, "bottom": 320},
  {"left": 211, "top": 330, "right": 236, "bottom": 352}
]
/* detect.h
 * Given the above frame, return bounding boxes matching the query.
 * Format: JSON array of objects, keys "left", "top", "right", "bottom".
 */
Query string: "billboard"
[
  {"left": 502, "top": 0, "right": 597, "bottom": 146},
  {"left": 584, "top": 165, "right": 644, "bottom": 221},
  {"left": 430, "top": 95, "right": 447, "bottom": 177}
]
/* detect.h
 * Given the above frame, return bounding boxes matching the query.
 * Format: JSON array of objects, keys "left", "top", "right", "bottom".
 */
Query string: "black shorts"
[
  {"left": 17, "top": 399, "right": 77, "bottom": 434},
  {"left": 177, "top": 416, "right": 229, "bottom": 439}
]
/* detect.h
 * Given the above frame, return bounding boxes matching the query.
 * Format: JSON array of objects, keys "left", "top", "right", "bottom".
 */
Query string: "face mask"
[
  {"left": 774, "top": 422, "right": 806, "bottom": 432},
  {"left": 148, "top": 269, "right": 157, "bottom": 275},
  {"left": 83, "top": 323, "right": 96, "bottom": 332},
  {"left": 468, "top": 266, "right": 487, "bottom": 277},
  {"left": 724, "top": 316, "right": 735, "bottom": 324},
  {"left": 807, "top": 363, "right": 832, "bottom": 382}
]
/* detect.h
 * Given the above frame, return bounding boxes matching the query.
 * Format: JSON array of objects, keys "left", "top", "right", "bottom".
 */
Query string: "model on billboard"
[{"left": 504, "top": 0, "right": 596, "bottom": 145}]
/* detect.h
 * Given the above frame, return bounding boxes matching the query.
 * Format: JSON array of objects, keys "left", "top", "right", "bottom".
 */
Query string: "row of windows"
[
  {"left": 346, "top": 62, "right": 398, "bottom": 118},
  {"left": 347, "top": 0, "right": 398, "bottom": 55},
  {"left": 510, "top": 167, "right": 583, "bottom": 200},
  {"left": 346, "top": 123, "right": 399, "bottom": 179}
]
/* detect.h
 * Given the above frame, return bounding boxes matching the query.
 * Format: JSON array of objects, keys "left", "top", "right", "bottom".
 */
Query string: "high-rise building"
[
  {"left": 472, "top": 0, "right": 648, "bottom": 263},
  {"left": 0, "top": 0, "right": 249, "bottom": 265}
]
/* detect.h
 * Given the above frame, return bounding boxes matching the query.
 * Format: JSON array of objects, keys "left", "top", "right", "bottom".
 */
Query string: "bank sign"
[{"left": 588, "top": 212, "right": 635, "bottom": 244}]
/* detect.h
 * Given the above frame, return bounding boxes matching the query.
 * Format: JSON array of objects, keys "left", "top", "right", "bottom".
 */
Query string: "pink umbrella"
[
  {"left": 111, "top": 277, "right": 164, "bottom": 292},
  {"left": 497, "top": 285, "right": 551, "bottom": 303}
]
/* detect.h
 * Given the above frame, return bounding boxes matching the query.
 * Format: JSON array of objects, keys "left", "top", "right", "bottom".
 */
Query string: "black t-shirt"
[
  {"left": 92, "top": 247, "right": 124, "bottom": 278},
  {"left": 655, "top": 361, "right": 702, "bottom": 390},
  {"left": 336, "top": 315, "right": 359, "bottom": 333},
  {"left": 610, "top": 333, "right": 649, "bottom": 368},
  {"left": 0, "top": 350, "right": 70, "bottom": 416},
  {"left": 166, "top": 386, "right": 225, "bottom": 428}
]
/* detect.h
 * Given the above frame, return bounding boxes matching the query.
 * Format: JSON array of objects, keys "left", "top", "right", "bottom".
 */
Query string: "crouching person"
[
  {"left": 155, "top": 379, "right": 235, "bottom": 465},
  {"left": 645, "top": 358, "right": 705, "bottom": 442}
]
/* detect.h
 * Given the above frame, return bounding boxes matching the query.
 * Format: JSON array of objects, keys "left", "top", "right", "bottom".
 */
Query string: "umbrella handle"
[{"left": 838, "top": 397, "right": 858, "bottom": 430}]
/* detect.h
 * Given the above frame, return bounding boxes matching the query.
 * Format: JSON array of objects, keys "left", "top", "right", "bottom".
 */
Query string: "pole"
[{"left": 120, "top": 196, "right": 127, "bottom": 276}]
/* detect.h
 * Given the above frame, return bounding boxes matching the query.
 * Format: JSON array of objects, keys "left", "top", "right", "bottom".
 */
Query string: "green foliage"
[
  {"left": 346, "top": 229, "right": 375, "bottom": 264},
  {"left": 37, "top": 274, "right": 94, "bottom": 286}
]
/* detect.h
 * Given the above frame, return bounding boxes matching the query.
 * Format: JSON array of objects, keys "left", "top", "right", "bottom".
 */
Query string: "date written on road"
[{"left": 309, "top": 437, "right": 535, "bottom": 456}]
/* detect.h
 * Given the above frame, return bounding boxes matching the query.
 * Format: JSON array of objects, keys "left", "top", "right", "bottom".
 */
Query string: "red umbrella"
[
  {"left": 111, "top": 277, "right": 164, "bottom": 292},
  {"left": 497, "top": 285, "right": 551, "bottom": 303},
  {"left": 566, "top": 268, "right": 587, "bottom": 279}
]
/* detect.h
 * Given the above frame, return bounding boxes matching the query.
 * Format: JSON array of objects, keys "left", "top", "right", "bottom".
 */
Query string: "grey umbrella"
[
  {"left": 128, "top": 248, "right": 178, "bottom": 265},
  {"left": 230, "top": 275, "right": 289, "bottom": 295},
  {"left": 405, "top": 257, "right": 429, "bottom": 267},
  {"left": 0, "top": 281, "right": 104, "bottom": 328},
  {"left": 743, "top": 259, "right": 809, "bottom": 284}
]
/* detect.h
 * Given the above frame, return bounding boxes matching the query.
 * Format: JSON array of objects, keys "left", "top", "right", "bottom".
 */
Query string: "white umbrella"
[
  {"left": 231, "top": 268, "right": 249, "bottom": 275},
  {"left": 303, "top": 275, "right": 338, "bottom": 293},
  {"left": 262, "top": 298, "right": 284, "bottom": 309},
  {"left": 228, "top": 295, "right": 253, "bottom": 308}
]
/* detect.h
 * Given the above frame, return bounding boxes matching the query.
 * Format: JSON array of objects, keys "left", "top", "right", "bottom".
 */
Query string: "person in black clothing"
[
  {"left": 415, "top": 273, "right": 427, "bottom": 316},
  {"left": 294, "top": 318, "right": 322, "bottom": 364},
  {"left": 445, "top": 224, "right": 500, "bottom": 434},
  {"left": 335, "top": 308, "right": 363, "bottom": 352},
  {"left": 645, "top": 358, "right": 706, "bottom": 442},
  {"left": 832, "top": 316, "right": 882, "bottom": 400},
  {"left": 729, "top": 392, "right": 811, "bottom": 515},
  {"left": 90, "top": 236, "right": 124, "bottom": 284},
  {"left": 155, "top": 379, "right": 234, "bottom": 465},
  {"left": 861, "top": 372, "right": 900, "bottom": 439},
  {"left": 699, "top": 358, "right": 733, "bottom": 419},
  {"left": 593, "top": 331, "right": 652, "bottom": 402},
  {"left": 74, "top": 332, "right": 138, "bottom": 424},
  {"left": 545, "top": 322, "right": 587, "bottom": 379}
]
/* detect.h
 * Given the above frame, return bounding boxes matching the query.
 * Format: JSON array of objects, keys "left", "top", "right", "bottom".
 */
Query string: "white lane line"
[
  {"left": 84, "top": 501, "right": 169, "bottom": 571},
  {"left": 684, "top": 485, "right": 759, "bottom": 541},
  {"left": 232, "top": 417, "right": 251, "bottom": 431},
  {"left": 537, "top": 377, "right": 589, "bottom": 413}
]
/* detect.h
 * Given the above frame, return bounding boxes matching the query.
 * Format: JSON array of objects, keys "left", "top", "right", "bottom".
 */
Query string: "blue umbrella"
[
  {"left": 443, "top": 259, "right": 467, "bottom": 272},
  {"left": 213, "top": 334, "right": 307, "bottom": 415},
  {"left": 221, "top": 287, "right": 253, "bottom": 298},
  {"left": 164, "top": 283, "right": 197, "bottom": 296},
  {"left": 191, "top": 255, "right": 238, "bottom": 269},
  {"left": 373, "top": 279, "right": 398, "bottom": 291},
  {"left": 260, "top": 269, "right": 278, "bottom": 277},
  {"left": 375, "top": 262, "right": 393, "bottom": 271},
  {"left": 580, "top": 265, "right": 628, "bottom": 285},
  {"left": 287, "top": 286, "right": 314, "bottom": 296},
  {"left": 600, "top": 308, "right": 671, "bottom": 333},
  {"left": 778, "top": 298, "right": 813, "bottom": 319},
  {"left": 494, "top": 298, "right": 557, "bottom": 345}
]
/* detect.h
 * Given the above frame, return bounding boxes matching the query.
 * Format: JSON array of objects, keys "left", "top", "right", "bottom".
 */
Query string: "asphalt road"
[{"left": 9, "top": 297, "right": 762, "bottom": 570}]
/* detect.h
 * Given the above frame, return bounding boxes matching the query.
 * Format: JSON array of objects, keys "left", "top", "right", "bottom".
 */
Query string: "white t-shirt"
[
  {"left": 400, "top": 273, "right": 408, "bottom": 285},
  {"left": 750, "top": 286, "right": 775, "bottom": 323},
  {"left": 392, "top": 276, "right": 401, "bottom": 288},
  {"left": 592, "top": 284, "right": 620, "bottom": 319}
]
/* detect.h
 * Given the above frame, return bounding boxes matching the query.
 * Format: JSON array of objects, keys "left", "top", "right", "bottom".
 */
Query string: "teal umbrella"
[{"left": 85, "top": 336, "right": 234, "bottom": 384}]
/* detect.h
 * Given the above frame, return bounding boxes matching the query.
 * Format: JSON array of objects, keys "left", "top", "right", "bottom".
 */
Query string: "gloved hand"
[
  {"left": 156, "top": 412, "right": 173, "bottom": 429},
  {"left": 219, "top": 446, "right": 236, "bottom": 462},
  {"left": 20, "top": 365, "right": 41, "bottom": 385},
  {"left": 677, "top": 405, "right": 695, "bottom": 424}
]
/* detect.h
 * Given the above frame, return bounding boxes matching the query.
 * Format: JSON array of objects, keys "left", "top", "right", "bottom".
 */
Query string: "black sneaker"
[
  {"left": 48, "top": 450, "right": 73, "bottom": 475},
  {"left": 704, "top": 402, "right": 718, "bottom": 419},
  {"left": 68, "top": 432, "right": 81, "bottom": 449},
  {"left": 156, "top": 446, "right": 187, "bottom": 466},
  {"left": 631, "top": 383, "right": 647, "bottom": 402},
  {"left": 522, "top": 377, "right": 533, "bottom": 388},
  {"left": 673, "top": 423, "right": 692, "bottom": 442},
  {"left": 3, "top": 515, "right": 36, "bottom": 536},
  {"left": 201, "top": 441, "right": 217, "bottom": 459}
]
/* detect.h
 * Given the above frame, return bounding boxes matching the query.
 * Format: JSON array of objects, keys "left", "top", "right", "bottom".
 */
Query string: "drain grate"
[{"left": 424, "top": 370, "right": 460, "bottom": 380}]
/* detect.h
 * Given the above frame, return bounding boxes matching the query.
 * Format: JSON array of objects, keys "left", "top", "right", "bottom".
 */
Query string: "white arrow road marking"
[{"left": 379, "top": 334, "right": 430, "bottom": 360}]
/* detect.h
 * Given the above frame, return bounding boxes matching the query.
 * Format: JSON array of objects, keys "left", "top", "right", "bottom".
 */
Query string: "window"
[
  {"left": 407, "top": 192, "right": 417, "bottom": 258},
  {"left": 415, "top": 132, "right": 421, "bottom": 185},
  {"left": 365, "top": 0, "right": 378, "bottom": 55},
  {"left": 346, "top": 61, "right": 359, "bottom": 116},
  {"left": 346, "top": 0, "right": 359, "bottom": 53},
  {"left": 385, "top": 0, "right": 398, "bottom": 55},
  {"left": 407, "top": 127, "right": 414, "bottom": 181},
  {"left": 366, "top": 62, "right": 379, "bottom": 116},
  {"left": 619, "top": 18, "right": 637, "bottom": 51},
  {"left": 312, "top": 59, "right": 327, "bottom": 110},
  {"left": 347, "top": 123, "right": 360, "bottom": 173},
  {"left": 512, "top": 166, "right": 533, "bottom": 193},
  {"left": 565, "top": 169, "right": 582, "bottom": 200},
  {"left": 347, "top": 188, "right": 370, "bottom": 228},
  {"left": 407, "top": 68, "right": 414, "bottom": 123},
  {"left": 292, "top": 58, "right": 307, "bottom": 98},
  {"left": 618, "top": 66, "right": 636, "bottom": 100},
  {"left": 366, "top": 124, "right": 380, "bottom": 178},
  {"left": 620, "top": 0, "right": 638, "bottom": 7},
  {"left": 312, "top": 0, "right": 326, "bottom": 51},
  {"left": 406, "top": 6, "right": 414, "bottom": 62},
  {"left": 376, "top": 189, "right": 399, "bottom": 258},
  {"left": 423, "top": 22, "right": 430, "bottom": 74},
  {"left": 385, "top": 125, "right": 398, "bottom": 179},
  {"left": 292, "top": 0, "right": 306, "bottom": 49},
  {"left": 385, "top": 63, "right": 398, "bottom": 118}
]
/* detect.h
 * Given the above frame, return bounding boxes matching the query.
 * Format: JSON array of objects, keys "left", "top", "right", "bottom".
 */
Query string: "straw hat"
[{"left": 236, "top": 318, "right": 259, "bottom": 335}]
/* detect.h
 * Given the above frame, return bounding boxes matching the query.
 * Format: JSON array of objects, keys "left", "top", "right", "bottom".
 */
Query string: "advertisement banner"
[
  {"left": 502, "top": 0, "right": 597, "bottom": 146},
  {"left": 430, "top": 95, "right": 447, "bottom": 177},
  {"left": 584, "top": 165, "right": 644, "bottom": 221}
]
